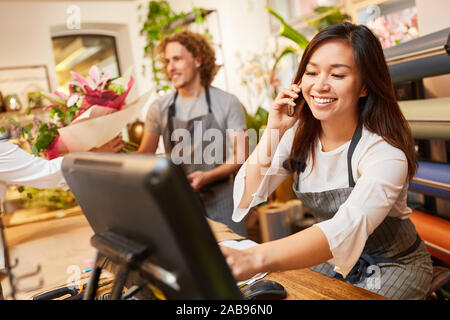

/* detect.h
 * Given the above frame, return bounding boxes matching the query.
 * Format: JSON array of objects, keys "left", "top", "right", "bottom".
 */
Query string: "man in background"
[{"left": 138, "top": 30, "right": 248, "bottom": 236}]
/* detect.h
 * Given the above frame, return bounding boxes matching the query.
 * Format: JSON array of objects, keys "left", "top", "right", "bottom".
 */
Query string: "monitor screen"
[{"left": 61, "top": 153, "right": 242, "bottom": 299}]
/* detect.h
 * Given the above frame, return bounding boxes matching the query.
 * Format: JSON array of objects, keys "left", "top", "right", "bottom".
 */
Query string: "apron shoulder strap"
[
  {"left": 166, "top": 88, "right": 212, "bottom": 151},
  {"left": 168, "top": 91, "right": 178, "bottom": 118},
  {"left": 205, "top": 86, "right": 212, "bottom": 113},
  {"left": 167, "top": 91, "right": 178, "bottom": 150},
  {"left": 347, "top": 122, "right": 363, "bottom": 188}
]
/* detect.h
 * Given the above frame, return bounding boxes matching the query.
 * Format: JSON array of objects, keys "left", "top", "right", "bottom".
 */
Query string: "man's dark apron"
[
  {"left": 293, "top": 123, "right": 432, "bottom": 299},
  {"left": 162, "top": 87, "right": 247, "bottom": 236}
]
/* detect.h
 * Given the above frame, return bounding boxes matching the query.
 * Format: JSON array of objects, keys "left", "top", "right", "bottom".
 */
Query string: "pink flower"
[
  {"left": 100, "top": 71, "right": 112, "bottom": 90},
  {"left": 54, "top": 91, "right": 69, "bottom": 101},
  {"left": 72, "top": 75, "right": 134, "bottom": 121},
  {"left": 69, "top": 71, "right": 90, "bottom": 93},
  {"left": 89, "top": 65, "right": 100, "bottom": 86},
  {"left": 66, "top": 94, "right": 80, "bottom": 107},
  {"left": 69, "top": 66, "right": 113, "bottom": 93}
]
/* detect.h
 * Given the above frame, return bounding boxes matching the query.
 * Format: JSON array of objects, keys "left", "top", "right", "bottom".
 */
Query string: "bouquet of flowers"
[{"left": 34, "top": 65, "right": 144, "bottom": 159}]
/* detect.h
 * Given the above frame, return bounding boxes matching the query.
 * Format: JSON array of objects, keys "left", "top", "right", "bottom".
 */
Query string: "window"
[{"left": 52, "top": 35, "right": 120, "bottom": 93}]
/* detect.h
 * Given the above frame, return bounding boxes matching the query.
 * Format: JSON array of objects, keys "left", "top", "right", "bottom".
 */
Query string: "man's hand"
[
  {"left": 89, "top": 135, "right": 124, "bottom": 153},
  {"left": 187, "top": 170, "right": 211, "bottom": 192}
]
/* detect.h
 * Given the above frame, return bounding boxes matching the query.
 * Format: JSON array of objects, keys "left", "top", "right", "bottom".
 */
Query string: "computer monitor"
[{"left": 61, "top": 153, "right": 242, "bottom": 300}]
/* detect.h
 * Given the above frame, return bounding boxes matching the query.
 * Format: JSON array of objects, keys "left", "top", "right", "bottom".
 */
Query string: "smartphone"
[{"left": 287, "top": 84, "right": 303, "bottom": 117}]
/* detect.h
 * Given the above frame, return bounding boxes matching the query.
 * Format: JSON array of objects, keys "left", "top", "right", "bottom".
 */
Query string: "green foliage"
[
  {"left": 243, "top": 105, "right": 269, "bottom": 134},
  {"left": 266, "top": 5, "right": 350, "bottom": 50},
  {"left": 140, "top": 1, "right": 179, "bottom": 49},
  {"left": 33, "top": 123, "right": 59, "bottom": 155},
  {"left": 272, "top": 46, "right": 298, "bottom": 74},
  {"left": 49, "top": 103, "right": 78, "bottom": 127},
  {"left": 107, "top": 82, "right": 125, "bottom": 95},
  {"left": 139, "top": 0, "right": 211, "bottom": 91},
  {"left": 305, "top": 6, "right": 350, "bottom": 31},
  {"left": 266, "top": 5, "right": 309, "bottom": 50},
  {"left": 17, "top": 186, "right": 77, "bottom": 210}
]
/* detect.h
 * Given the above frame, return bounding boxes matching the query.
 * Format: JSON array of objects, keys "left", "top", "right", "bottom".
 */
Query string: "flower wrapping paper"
[{"left": 58, "top": 91, "right": 152, "bottom": 152}]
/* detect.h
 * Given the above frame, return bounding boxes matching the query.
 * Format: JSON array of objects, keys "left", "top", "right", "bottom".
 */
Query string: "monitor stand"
[{"left": 84, "top": 231, "right": 151, "bottom": 300}]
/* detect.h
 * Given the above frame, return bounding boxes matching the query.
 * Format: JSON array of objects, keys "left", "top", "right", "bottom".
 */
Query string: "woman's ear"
[{"left": 360, "top": 85, "right": 368, "bottom": 97}]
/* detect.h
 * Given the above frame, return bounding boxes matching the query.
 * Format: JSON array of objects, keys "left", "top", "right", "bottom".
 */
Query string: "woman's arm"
[
  {"left": 238, "top": 84, "right": 304, "bottom": 209},
  {"left": 224, "top": 139, "right": 410, "bottom": 281},
  {"left": 237, "top": 128, "right": 286, "bottom": 208},
  {"left": 0, "top": 141, "right": 66, "bottom": 190},
  {"left": 221, "top": 225, "right": 332, "bottom": 281},
  {"left": 0, "top": 136, "right": 124, "bottom": 190}
]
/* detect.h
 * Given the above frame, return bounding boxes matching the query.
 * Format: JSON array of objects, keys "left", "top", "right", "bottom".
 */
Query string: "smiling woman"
[
  {"left": 222, "top": 22, "right": 433, "bottom": 300},
  {"left": 288, "top": 22, "right": 416, "bottom": 178}
]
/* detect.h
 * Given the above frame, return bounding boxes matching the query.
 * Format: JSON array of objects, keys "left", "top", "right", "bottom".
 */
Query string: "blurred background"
[{"left": 0, "top": 1, "right": 449, "bottom": 299}]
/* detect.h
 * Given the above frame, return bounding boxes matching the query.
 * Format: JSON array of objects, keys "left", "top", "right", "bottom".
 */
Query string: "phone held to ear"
[{"left": 287, "top": 84, "right": 303, "bottom": 117}]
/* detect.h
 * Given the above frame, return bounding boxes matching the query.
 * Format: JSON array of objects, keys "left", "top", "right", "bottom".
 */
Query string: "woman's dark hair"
[{"left": 286, "top": 22, "right": 417, "bottom": 180}]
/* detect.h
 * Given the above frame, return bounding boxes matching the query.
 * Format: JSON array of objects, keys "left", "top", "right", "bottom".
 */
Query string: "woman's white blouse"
[
  {"left": 232, "top": 123, "right": 412, "bottom": 278},
  {"left": 0, "top": 140, "right": 67, "bottom": 204}
]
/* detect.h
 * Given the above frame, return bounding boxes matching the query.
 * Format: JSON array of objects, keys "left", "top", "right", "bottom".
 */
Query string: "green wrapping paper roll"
[{"left": 398, "top": 98, "right": 450, "bottom": 140}]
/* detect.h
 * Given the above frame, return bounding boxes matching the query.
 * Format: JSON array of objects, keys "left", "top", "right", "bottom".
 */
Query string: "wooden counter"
[
  {"left": 266, "top": 269, "right": 388, "bottom": 300},
  {"left": 2, "top": 214, "right": 387, "bottom": 300},
  {"left": 211, "top": 218, "right": 388, "bottom": 300}
]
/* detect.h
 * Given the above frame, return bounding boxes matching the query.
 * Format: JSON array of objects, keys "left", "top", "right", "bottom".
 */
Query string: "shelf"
[
  {"left": 0, "top": 108, "right": 51, "bottom": 127},
  {"left": 3, "top": 205, "right": 83, "bottom": 228}
]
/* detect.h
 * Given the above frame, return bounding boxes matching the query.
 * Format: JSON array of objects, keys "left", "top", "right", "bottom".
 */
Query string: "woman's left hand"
[{"left": 220, "top": 245, "right": 262, "bottom": 281}]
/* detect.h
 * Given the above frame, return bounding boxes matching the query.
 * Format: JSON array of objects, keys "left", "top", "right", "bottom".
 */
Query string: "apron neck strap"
[
  {"left": 205, "top": 86, "right": 211, "bottom": 112},
  {"left": 167, "top": 87, "right": 211, "bottom": 150},
  {"left": 169, "top": 86, "right": 211, "bottom": 118},
  {"left": 168, "top": 91, "right": 178, "bottom": 118},
  {"left": 347, "top": 122, "right": 363, "bottom": 188}
]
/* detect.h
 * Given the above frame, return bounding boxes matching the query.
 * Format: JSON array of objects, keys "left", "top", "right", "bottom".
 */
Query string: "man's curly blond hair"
[{"left": 157, "top": 30, "right": 219, "bottom": 87}]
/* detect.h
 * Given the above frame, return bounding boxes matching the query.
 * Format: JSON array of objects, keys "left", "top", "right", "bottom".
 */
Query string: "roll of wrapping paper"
[
  {"left": 409, "top": 161, "right": 450, "bottom": 200},
  {"left": 410, "top": 209, "right": 450, "bottom": 265},
  {"left": 384, "top": 27, "right": 450, "bottom": 83},
  {"left": 398, "top": 98, "right": 450, "bottom": 140},
  {"left": 285, "top": 199, "right": 304, "bottom": 224},
  {"left": 258, "top": 203, "right": 291, "bottom": 243}
]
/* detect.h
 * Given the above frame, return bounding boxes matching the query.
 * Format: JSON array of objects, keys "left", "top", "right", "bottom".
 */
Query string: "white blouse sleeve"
[
  {"left": 231, "top": 125, "right": 297, "bottom": 222},
  {"left": 0, "top": 141, "right": 67, "bottom": 190},
  {"left": 315, "top": 140, "right": 409, "bottom": 278}
]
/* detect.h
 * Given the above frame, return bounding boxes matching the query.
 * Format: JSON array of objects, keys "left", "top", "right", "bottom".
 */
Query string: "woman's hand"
[
  {"left": 89, "top": 135, "right": 124, "bottom": 153},
  {"left": 266, "top": 84, "right": 304, "bottom": 134},
  {"left": 220, "top": 245, "right": 263, "bottom": 281}
]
